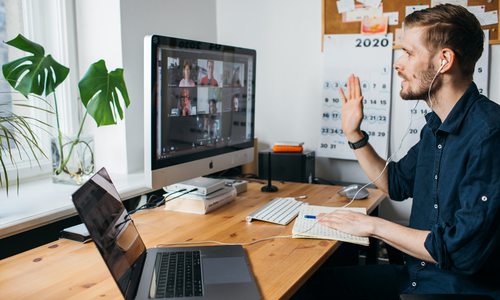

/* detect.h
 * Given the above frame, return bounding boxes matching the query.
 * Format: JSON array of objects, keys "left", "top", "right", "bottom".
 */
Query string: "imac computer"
[{"left": 144, "top": 35, "right": 256, "bottom": 190}]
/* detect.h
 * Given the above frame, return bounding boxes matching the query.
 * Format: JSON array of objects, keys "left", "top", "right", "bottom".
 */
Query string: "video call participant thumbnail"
[{"left": 199, "top": 60, "right": 219, "bottom": 87}]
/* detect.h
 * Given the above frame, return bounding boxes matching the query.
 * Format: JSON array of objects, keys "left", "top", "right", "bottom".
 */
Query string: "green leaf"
[
  {"left": 0, "top": 112, "right": 45, "bottom": 195},
  {"left": 2, "top": 34, "right": 69, "bottom": 98},
  {"left": 78, "top": 60, "right": 130, "bottom": 127}
]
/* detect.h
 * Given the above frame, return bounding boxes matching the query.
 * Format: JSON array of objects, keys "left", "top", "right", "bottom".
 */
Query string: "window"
[
  {"left": 1, "top": 0, "right": 80, "bottom": 183},
  {"left": 0, "top": 0, "right": 23, "bottom": 146}
]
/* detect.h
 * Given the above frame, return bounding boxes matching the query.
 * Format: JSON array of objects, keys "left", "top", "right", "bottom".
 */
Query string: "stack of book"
[{"left": 272, "top": 141, "right": 304, "bottom": 153}]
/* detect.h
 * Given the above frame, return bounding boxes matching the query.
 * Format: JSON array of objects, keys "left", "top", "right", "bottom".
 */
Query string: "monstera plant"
[{"left": 1, "top": 34, "right": 130, "bottom": 188}]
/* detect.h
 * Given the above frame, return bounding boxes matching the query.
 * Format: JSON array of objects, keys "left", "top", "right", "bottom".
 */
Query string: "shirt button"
[
  {"left": 434, "top": 175, "right": 438, "bottom": 180},
  {"left": 412, "top": 281, "right": 417, "bottom": 287},
  {"left": 481, "top": 196, "right": 488, "bottom": 202},
  {"left": 437, "top": 144, "right": 442, "bottom": 149},
  {"left": 434, "top": 204, "right": 438, "bottom": 209}
]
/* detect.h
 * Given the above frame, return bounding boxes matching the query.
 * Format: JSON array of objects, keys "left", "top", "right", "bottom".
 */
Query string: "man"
[
  {"left": 179, "top": 88, "right": 191, "bottom": 116},
  {"left": 200, "top": 60, "right": 219, "bottom": 86},
  {"left": 300, "top": 4, "right": 500, "bottom": 299}
]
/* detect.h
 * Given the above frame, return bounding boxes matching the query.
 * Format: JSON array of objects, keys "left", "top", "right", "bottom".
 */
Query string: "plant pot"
[{"left": 51, "top": 135, "right": 95, "bottom": 185}]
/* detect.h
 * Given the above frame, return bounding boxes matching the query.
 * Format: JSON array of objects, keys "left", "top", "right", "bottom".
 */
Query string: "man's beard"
[{"left": 400, "top": 65, "right": 442, "bottom": 101}]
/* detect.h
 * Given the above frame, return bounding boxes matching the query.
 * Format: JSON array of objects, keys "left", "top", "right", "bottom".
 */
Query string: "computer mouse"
[{"left": 337, "top": 184, "right": 369, "bottom": 199}]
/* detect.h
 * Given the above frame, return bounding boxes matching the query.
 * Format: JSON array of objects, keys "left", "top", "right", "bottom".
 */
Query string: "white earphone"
[
  {"left": 435, "top": 59, "right": 448, "bottom": 74},
  {"left": 427, "top": 59, "right": 448, "bottom": 107}
]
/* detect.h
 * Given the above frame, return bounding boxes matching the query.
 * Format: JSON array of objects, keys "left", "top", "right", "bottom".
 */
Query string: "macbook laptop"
[{"left": 71, "top": 167, "right": 260, "bottom": 300}]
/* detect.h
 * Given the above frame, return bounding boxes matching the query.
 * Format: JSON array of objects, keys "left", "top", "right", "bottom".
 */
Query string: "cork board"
[{"left": 323, "top": 0, "right": 500, "bottom": 44}]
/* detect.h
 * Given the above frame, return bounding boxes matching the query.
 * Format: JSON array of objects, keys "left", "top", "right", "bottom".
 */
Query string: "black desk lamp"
[{"left": 261, "top": 151, "right": 278, "bottom": 192}]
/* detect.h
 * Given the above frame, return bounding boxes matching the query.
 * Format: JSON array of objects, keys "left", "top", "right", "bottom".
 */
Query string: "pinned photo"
[
  {"left": 342, "top": 4, "right": 383, "bottom": 23},
  {"left": 361, "top": 15, "right": 388, "bottom": 34}
]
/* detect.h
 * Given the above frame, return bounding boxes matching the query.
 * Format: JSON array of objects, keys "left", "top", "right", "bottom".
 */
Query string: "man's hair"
[{"left": 405, "top": 4, "right": 483, "bottom": 79}]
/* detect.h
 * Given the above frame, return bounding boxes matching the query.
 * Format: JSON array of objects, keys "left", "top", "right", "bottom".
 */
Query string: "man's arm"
[
  {"left": 318, "top": 211, "right": 436, "bottom": 263},
  {"left": 340, "top": 75, "right": 389, "bottom": 193},
  {"left": 350, "top": 140, "right": 389, "bottom": 194}
]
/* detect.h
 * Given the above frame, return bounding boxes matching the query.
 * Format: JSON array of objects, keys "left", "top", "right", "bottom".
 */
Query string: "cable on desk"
[
  {"left": 129, "top": 188, "right": 198, "bottom": 214},
  {"left": 154, "top": 216, "right": 336, "bottom": 249},
  {"left": 163, "top": 188, "right": 198, "bottom": 204},
  {"left": 155, "top": 234, "right": 293, "bottom": 248},
  {"left": 129, "top": 194, "right": 165, "bottom": 214}
]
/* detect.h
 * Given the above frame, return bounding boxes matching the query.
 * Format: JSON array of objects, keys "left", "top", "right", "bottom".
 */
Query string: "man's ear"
[{"left": 439, "top": 48, "right": 455, "bottom": 73}]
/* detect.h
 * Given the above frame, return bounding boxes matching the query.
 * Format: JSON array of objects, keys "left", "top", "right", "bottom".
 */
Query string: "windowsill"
[{"left": 0, "top": 172, "right": 151, "bottom": 239}]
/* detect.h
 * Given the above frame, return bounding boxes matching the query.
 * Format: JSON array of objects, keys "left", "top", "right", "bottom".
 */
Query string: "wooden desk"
[{"left": 0, "top": 182, "right": 386, "bottom": 300}]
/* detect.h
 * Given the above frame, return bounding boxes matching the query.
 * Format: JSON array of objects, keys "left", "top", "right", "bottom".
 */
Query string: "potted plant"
[{"left": 1, "top": 34, "right": 130, "bottom": 188}]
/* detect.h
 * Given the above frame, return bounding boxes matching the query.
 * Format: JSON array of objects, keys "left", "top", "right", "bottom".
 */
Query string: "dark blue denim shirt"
[{"left": 388, "top": 83, "right": 500, "bottom": 298}]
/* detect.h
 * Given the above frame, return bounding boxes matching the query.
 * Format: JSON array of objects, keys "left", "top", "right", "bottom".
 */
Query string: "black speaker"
[{"left": 258, "top": 150, "right": 315, "bottom": 183}]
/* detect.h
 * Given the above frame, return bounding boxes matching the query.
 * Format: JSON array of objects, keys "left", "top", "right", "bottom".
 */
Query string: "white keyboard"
[{"left": 246, "top": 197, "right": 306, "bottom": 225}]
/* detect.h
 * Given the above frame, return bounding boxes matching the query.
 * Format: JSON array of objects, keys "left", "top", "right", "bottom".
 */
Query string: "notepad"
[{"left": 292, "top": 205, "right": 369, "bottom": 246}]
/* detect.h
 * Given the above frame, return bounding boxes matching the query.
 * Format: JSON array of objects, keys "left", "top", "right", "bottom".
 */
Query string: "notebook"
[
  {"left": 71, "top": 168, "right": 260, "bottom": 300},
  {"left": 292, "top": 205, "right": 369, "bottom": 246}
]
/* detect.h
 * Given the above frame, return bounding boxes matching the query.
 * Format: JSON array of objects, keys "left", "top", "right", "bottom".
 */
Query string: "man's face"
[{"left": 395, "top": 26, "right": 441, "bottom": 100}]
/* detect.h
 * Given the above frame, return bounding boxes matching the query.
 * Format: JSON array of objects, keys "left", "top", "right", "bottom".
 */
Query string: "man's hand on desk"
[
  {"left": 317, "top": 210, "right": 376, "bottom": 237},
  {"left": 318, "top": 210, "right": 436, "bottom": 263}
]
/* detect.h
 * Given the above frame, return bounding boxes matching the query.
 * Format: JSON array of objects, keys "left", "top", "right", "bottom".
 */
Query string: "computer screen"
[{"left": 144, "top": 35, "right": 256, "bottom": 190}]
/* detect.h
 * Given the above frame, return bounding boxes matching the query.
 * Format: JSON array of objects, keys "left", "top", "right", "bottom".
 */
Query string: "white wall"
[{"left": 216, "top": 0, "right": 324, "bottom": 154}]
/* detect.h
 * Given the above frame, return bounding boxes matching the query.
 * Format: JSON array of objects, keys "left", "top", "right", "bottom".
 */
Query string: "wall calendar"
[{"left": 318, "top": 34, "right": 393, "bottom": 160}]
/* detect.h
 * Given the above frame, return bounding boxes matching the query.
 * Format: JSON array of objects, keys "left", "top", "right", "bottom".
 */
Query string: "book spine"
[{"left": 204, "top": 189, "right": 236, "bottom": 213}]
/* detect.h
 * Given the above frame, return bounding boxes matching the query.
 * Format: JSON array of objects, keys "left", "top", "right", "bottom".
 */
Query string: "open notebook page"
[{"left": 292, "top": 205, "right": 369, "bottom": 246}]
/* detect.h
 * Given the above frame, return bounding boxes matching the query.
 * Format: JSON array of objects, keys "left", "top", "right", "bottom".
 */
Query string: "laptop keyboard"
[{"left": 154, "top": 251, "right": 203, "bottom": 298}]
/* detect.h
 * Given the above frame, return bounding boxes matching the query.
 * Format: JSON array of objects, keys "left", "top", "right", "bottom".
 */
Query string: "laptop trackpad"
[{"left": 203, "top": 257, "right": 252, "bottom": 284}]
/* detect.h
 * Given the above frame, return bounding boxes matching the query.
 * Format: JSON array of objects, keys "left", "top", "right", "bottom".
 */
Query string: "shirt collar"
[{"left": 424, "top": 82, "right": 480, "bottom": 134}]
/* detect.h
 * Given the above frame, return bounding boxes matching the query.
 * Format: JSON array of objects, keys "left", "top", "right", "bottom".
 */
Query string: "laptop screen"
[{"left": 72, "top": 168, "right": 146, "bottom": 299}]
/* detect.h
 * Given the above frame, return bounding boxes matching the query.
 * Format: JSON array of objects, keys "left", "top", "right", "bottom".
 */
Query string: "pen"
[{"left": 304, "top": 215, "right": 316, "bottom": 219}]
